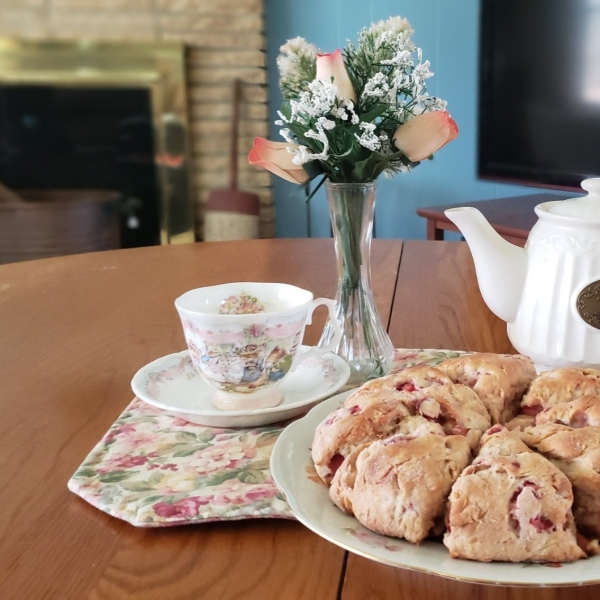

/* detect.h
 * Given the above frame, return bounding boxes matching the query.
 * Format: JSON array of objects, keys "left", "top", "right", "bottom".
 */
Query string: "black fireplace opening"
[{"left": 0, "top": 85, "right": 160, "bottom": 248}]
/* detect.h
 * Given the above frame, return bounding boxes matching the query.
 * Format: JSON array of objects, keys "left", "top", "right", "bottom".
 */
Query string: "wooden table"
[
  {"left": 416, "top": 194, "right": 567, "bottom": 247},
  {"left": 0, "top": 239, "right": 596, "bottom": 600}
]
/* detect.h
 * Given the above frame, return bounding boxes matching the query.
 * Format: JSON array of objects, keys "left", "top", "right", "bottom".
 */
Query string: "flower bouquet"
[{"left": 249, "top": 16, "right": 458, "bottom": 383}]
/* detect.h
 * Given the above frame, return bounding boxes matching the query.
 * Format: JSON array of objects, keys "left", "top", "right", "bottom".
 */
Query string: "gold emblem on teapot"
[{"left": 577, "top": 281, "right": 600, "bottom": 330}]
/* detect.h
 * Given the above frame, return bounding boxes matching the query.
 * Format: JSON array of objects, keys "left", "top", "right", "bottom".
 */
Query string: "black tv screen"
[{"left": 478, "top": 0, "right": 600, "bottom": 191}]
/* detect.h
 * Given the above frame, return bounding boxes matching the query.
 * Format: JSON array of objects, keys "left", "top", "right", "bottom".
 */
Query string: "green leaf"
[
  {"left": 287, "top": 123, "right": 312, "bottom": 147},
  {"left": 74, "top": 468, "right": 97, "bottom": 478},
  {"left": 280, "top": 101, "right": 292, "bottom": 121},
  {"left": 196, "top": 430, "right": 216, "bottom": 443},
  {"left": 141, "top": 495, "right": 164, "bottom": 505},
  {"left": 371, "top": 150, "right": 406, "bottom": 179},
  {"left": 351, "top": 152, "right": 381, "bottom": 182},
  {"left": 98, "top": 471, "right": 133, "bottom": 483},
  {"left": 238, "top": 470, "right": 267, "bottom": 485},
  {"left": 173, "top": 449, "right": 200, "bottom": 458},
  {"left": 175, "top": 431, "right": 197, "bottom": 442},
  {"left": 148, "top": 471, "right": 165, "bottom": 486},
  {"left": 359, "top": 104, "right": 389, "bottom": 123},
  {"left": 244, "top": 459, "right": 270, "bottom": 471},
  {"left": 200, "top": 471, "right": 241, "bottom": 488},
  {"left": 257, "top": 430, "right": 282, "bottom": 442}
]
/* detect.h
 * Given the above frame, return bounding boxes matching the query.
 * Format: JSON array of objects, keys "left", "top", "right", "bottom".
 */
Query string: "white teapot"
[{"left": 445, "top": 178, "right": 600, "bottom": 371}]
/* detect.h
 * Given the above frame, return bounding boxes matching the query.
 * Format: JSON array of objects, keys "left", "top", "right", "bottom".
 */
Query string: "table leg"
[{"left": 426, "top": 219, "right": 444, "bottom": 241}]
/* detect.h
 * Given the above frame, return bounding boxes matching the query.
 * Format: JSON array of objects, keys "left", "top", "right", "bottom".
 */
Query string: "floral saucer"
[{"left": 131, "top": 347, "right": 351, "bottom": 428}]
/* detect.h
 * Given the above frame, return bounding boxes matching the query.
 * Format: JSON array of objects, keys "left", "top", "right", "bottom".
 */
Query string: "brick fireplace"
[{"left": 0, "top": 0, "right": 271, "bottom": 241}]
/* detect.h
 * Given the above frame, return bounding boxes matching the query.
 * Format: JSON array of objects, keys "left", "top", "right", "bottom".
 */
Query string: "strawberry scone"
[
  {"left": 328, "top": 422, "right": 444, "bottom": 516},
  {"left": 437, "top": 353, "right": 536, "bottom": 424},
  {"left": 351, "top": 432, "right": 472, "bottom": 544},
  {"left": 520, "top": 368, "right": 600, "bottom": 416},
  {"left": 521, "top": 423, "right": 600, "bottom": 537},
  {"left": 444, "top": 426, "right": 584, "bottom": 563}
]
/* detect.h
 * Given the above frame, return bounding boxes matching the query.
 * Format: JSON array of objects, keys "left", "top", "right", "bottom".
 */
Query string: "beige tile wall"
[{"left": 0, "top": 0, "right": 272, "bottom": 238}]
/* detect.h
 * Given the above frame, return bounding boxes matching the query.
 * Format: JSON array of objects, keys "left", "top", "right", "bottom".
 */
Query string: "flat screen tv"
[{"left": 478, "top": 0, "right": 600, "bottom": 191}]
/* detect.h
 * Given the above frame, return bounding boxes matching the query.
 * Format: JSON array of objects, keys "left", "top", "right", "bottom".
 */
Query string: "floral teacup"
[{"left": 175, "top": 282, "right": 342, "bottom": 411}]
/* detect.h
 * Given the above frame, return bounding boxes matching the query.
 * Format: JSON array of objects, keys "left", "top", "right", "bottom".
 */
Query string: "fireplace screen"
[{"left": 0, "top": 39, "right": 194, "bottom": 261}]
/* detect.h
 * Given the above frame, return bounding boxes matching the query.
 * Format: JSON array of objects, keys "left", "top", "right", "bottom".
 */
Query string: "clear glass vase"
[{"left": 318, "top": 181, "right": 395, "bottom": 385}]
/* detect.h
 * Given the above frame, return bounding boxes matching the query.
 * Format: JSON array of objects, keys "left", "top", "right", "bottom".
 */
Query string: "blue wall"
[{"left": 264, "top": 0, "right": 565, "bottom": 239}]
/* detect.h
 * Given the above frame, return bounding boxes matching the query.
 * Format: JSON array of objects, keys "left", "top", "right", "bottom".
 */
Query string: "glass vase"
[{"left": 318, "top": 181, "right": 395, "bottom": 385}]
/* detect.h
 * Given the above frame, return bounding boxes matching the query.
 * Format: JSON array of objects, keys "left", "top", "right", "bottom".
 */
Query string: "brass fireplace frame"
[{"left": 0, "top": 39, "right": 195, "bottom": 245}]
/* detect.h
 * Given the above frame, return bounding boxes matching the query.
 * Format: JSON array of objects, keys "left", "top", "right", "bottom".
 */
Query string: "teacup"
[{"left": 175, "top": 282, "right": 342, "bottom": 411}]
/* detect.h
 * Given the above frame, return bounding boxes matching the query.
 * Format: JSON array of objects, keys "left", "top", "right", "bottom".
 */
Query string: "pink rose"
[
  {"left": 316, "top": 49, "right": 356, "bottom": 103},
  {"left": 153, "top": 497, "right": 209, "bottom": 518},
  {"left": 115, "top": 455, "right": 148, "bottom": 468},
  {"left": 248, "top": 138, "right": 310, "bottom": 184},
  {"left": 392, "top": 111, "right": 458, "bottom": 162}
]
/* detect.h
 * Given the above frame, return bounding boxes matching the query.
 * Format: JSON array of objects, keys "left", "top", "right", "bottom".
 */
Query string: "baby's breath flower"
[
  {"left": 290, "top": 145, "right": 314, "bottom": 165},
  {"left": 279, "top": 128, "right": 294, "bottom": 144},
  {"left": 362, "top": 73, "right": 390, "bottom": 99},
  {"left": 290, "top": 79, "right": 337, "bottom": 121},
  {"left": 355, "top": 121, "right": 381, "bottom": 152}
]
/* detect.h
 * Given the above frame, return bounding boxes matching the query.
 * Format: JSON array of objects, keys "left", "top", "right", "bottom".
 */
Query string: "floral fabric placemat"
[{"left": 68, "top": 349, "right": 461, "bottom": 527}]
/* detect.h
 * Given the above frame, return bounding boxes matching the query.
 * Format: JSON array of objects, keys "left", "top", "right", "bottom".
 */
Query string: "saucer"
[{"left": 131, "top": 346, "right": 351, "bottom": 428}]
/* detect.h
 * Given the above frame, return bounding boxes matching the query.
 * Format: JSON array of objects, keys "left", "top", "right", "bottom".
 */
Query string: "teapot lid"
[{"left": 547, "top": 178, "right": 600, "bottom": 221}]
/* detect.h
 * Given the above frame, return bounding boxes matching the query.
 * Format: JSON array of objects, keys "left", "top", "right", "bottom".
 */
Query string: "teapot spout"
[{"left": 445, "top": 207, "right": 527, "bottom": 323}]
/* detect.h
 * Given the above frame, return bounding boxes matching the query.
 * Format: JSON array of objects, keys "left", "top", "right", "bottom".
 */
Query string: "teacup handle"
[{"left": 291, "top": 298, "right": 342, "bottom": 370}]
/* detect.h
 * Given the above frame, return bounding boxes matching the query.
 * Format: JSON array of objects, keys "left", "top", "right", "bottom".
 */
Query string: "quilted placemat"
[{"left": 68, "top": 348, "right": 461, "bottom": 527}]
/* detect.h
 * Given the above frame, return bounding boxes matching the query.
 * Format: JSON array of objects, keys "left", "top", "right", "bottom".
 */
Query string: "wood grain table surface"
[{"left": 0, "top": 239, "right": 597, "bottom": 600}]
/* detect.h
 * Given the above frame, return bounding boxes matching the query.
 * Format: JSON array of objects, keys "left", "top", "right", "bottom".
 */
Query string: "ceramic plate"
[
  {"left": 131, "top": 347, "right": 350, "bottom": 428},
  {"left": 270, "top": 390, "right": 600, "bottom": 587}
]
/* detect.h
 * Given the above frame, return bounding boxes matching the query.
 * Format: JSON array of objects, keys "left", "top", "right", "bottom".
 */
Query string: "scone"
[
  {"left": 329, "top": 422, "right": 445, "bottom": 516},
  {"left": 312, "top": 384, "right": 490, "bottom": 484},
  {"left": 437, "top": 353, "right": 536, "bottom": 423},
  {"left": 311, "top": 397, "right": 413, "bottom": 485},
  {"left": 536, "top": 395, "right": 600, "bottom": 428},
  {"left": 521, "top": 423, "right": 600, "bottom": 537},
  {"left": 521, "top": 368, "right": 600, "bottom": 415},
  {"left": 337, "top": 366, "right": 452, "bottom": 415},
  {"left": 351, "top": 432, "right": 472, "bottom": 544},
  {"left": 444, "top": 426, "right": 584, "bottom": 563}
]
